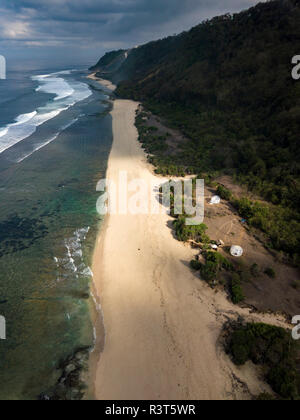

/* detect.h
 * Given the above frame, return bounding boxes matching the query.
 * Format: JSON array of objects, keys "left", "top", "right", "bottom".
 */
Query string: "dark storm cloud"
[{"left": 0, "top": 0, "right": 262, "bottom": 67}]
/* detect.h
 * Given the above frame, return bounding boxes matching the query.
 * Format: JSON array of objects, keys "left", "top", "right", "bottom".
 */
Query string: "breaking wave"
[
  {"left": 54, "top": 228, "right": 93, "bottom": 282},
  {"left": 0, "top": 71, "right": 92, "bottom": 155}
]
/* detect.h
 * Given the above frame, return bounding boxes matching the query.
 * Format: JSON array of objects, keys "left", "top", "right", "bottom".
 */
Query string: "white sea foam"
[
  {"left": 73, "top": 249, "right": 83, "bottom": 258},
  {"left": 0, "top": 111, "right": 37, "bottom": 142},
  {"left": 53, "top": 70, "right": 74, "bottom": 76},
  {"left": 90, "top": 289, "right": 106, "bottom": 352},
  {"left": 55, "top": 227, "right": 93, "bottom": 282},
  {"left": 93, "top": 327, "right": 97, "bottom": 344},
  {"left": 0, "top": 128, "right": 8, "bottom": 138},
  {"left": 81, "top": 267, "right": 93, "bottom": 277},
  {"left": 33, "top": 74, "right": 75, "bottom": 101},
  {"left": 0, "top": 71, "right": 91, "bottom": 156}
]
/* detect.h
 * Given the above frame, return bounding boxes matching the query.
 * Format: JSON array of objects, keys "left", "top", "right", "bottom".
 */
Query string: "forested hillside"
[
  {"left": 90, "top": 49, "right": 128, "bottom": 76},
  {"left": 91, "top": 0, "right": 300, "bottom": 260}
]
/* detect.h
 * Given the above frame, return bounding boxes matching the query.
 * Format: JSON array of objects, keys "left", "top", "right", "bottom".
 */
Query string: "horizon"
[{"left": 0, "top": 0, "right": 263, "bottom": 70}]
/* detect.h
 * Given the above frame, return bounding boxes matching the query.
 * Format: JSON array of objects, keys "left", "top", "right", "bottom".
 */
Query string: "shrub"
[
  {"left": 256, "top": 393, "right": 275, "bottom": 401},
  {"left": 232, "top": 196, "right": 300, "bottom": 258},
  {"left": 205, "top": 251, "right": 234, "bottom": 271},
  {"left": 230, "top": 329, "right": 251, "bottom": 365},
  {"left": 148, "top": 126, "right": 158, "bottom": 132},
  {"left": 173, "top": 217, "right": 209, "bottom": 243},
  {"left": 190, "top": 260, "right": 202, "bottom": 271},
  {"left": 229, "top": 323, "right": 299, "bottom": 400},
  {"left": 199, "top": 252, "right": 234, "bottom": 285},
  {"left": 200, "top": 261, "right": 218, "bottom": 283},
  {"left": 267, "top": 364, "right": 299, "bottom": 400},
  {"left": 230, "top": 273, "right": 245, "bottom": 304},
  {"left": 264, "top": 267, "right": 276, "bottom": 278},
  {"left": 216, "top": 185, "right": 232, "bottom": 201}
]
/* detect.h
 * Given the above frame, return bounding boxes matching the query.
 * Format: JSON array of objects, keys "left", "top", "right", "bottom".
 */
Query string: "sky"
[{"left": 0, "top": 0, "right": 263, "bottom": 70}]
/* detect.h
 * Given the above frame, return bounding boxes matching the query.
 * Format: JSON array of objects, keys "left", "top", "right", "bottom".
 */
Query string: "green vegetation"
[
  {"left": 200, "top": 260, "right": 218, "bottom": 284},
  {"left": 136, "top": 114, "right": 168, "bottom": 154},
  {"left": 135, "top": 113, "right": 188, "bottom": 176},
  {"left": 212, "top": 186, "right": 299, "bottom": 263},
  {"left": 256, "top": 393, "right": 276, "bottom": 401},
  {"left": 230, "top": 273, "right": 245, "bottom": 304},
  {"left": 205, "top": 251, "right": 233, "bottom": 271},
  {"left": 201, "top": 252, "right": 233, "bottom": 285},
  {"left": 190, "top": 251, "right": 234, "bottom": 288},
  {"left": 92, "top": 0, "right": 300, "bottom": 262},
  {"left": 190, "top": 259, "right": 202, "bottom": 271},
  {"left": 89, "top": 49, "right": 127, "bottom": 75},
  {"left": 265, "top": 267, "right": 276, "bottom": 278},
  {"left": 232, "top": 196, "right": 299, "bottom": 262},
  {"left": 228, "top": 323, "right": 300, "bottom": 400},
  {"left": 211, "top": 184, "right": 299, "bottom": 264},
  {"left": 216, "top": 185, "right": 232, "bottom": 201},
  {"left": 173, "top": 217, "right": 209, "bottom": 243}
]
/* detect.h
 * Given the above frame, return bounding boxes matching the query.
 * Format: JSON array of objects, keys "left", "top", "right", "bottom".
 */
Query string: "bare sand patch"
[{"left": 87, "top": 73, "right": 117, "bottom": 92}]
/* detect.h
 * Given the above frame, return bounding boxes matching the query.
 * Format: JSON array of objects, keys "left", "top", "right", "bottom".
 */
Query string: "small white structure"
[
  {"left": 230, "top": 245, "right": 244, "bottom": 257},
  {"left": 210, "top": 195, "right": 221, "bottom": 205},
  {"left": 210, "top": 244, "right": 218, "bottom": 250}
]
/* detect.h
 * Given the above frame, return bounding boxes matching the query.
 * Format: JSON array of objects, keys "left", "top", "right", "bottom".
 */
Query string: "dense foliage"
[
  {"left": 200, "top": 251, "right": 234, "bottom": 285},
  {"left": 232, "top": 196, "right": 299, "bottom": 262},
  {"left": 89, "top": 49, "right": 127, "bottom": 74},
  {"left": 229, "top": 323, "right": 300, "bottom": 400},
  {"left": 92, "top": 0, "right": 300, "bottom": 260},
  {"left": 190, "top": 249, "right": 235, "bottom": 288},
  {"left": 230, "top": 273, "right": 245, "bottom": 304},
  {"left": 173, "top": 217, "right": 209, "bottom": 243}
]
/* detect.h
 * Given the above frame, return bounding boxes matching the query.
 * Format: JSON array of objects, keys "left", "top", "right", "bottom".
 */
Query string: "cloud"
[
  {"left": 0, "top": 0, "right": 262, "bottom": 67},
  {"left": 1, "top": 21, "right": 32, "bottom": 40}
]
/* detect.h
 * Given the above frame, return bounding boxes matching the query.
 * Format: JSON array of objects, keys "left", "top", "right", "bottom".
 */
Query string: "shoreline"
[
  {"left": 87, "top": 73, "right": 117, "bottom": 92},
  {"left": 86, "top": 75, "right": 116, "bottom": 400},
  {"left": 89, "top": 78, "right": 291, "bottom": 400}
]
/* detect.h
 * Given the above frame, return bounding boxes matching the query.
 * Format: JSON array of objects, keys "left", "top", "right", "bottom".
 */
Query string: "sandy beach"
[
  {"left": 91, "top": 95, "right": 290, "bottom": 400},
  {"left": 87, "top": 73, "right": 117, "bottom": 91}
]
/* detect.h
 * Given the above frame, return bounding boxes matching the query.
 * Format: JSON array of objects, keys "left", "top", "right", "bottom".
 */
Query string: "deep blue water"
[{"left": 0, "top": 68, "right": 113, "bottom": 399}]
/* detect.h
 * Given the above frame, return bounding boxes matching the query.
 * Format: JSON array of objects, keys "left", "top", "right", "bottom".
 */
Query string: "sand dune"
[{"left": 91, "top": 98, "right": 290, "bottom": 400}]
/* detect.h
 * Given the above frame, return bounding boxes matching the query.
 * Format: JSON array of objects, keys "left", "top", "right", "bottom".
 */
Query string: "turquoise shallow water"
[{"left": 0, "top": 69, "right": 112, "bottom": 399}]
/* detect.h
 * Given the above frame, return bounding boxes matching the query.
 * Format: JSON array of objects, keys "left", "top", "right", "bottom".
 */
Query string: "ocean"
[{"left": 0, "top": 67, "right": 113, "bottom": 399}]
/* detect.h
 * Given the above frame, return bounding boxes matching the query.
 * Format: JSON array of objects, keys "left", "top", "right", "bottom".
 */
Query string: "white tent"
[
  {"left": 210, "top": 195, "right": 221, "bottom": 205},
  {"left": 230, "top": 245, "right": 244, "bottom": 257}
]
